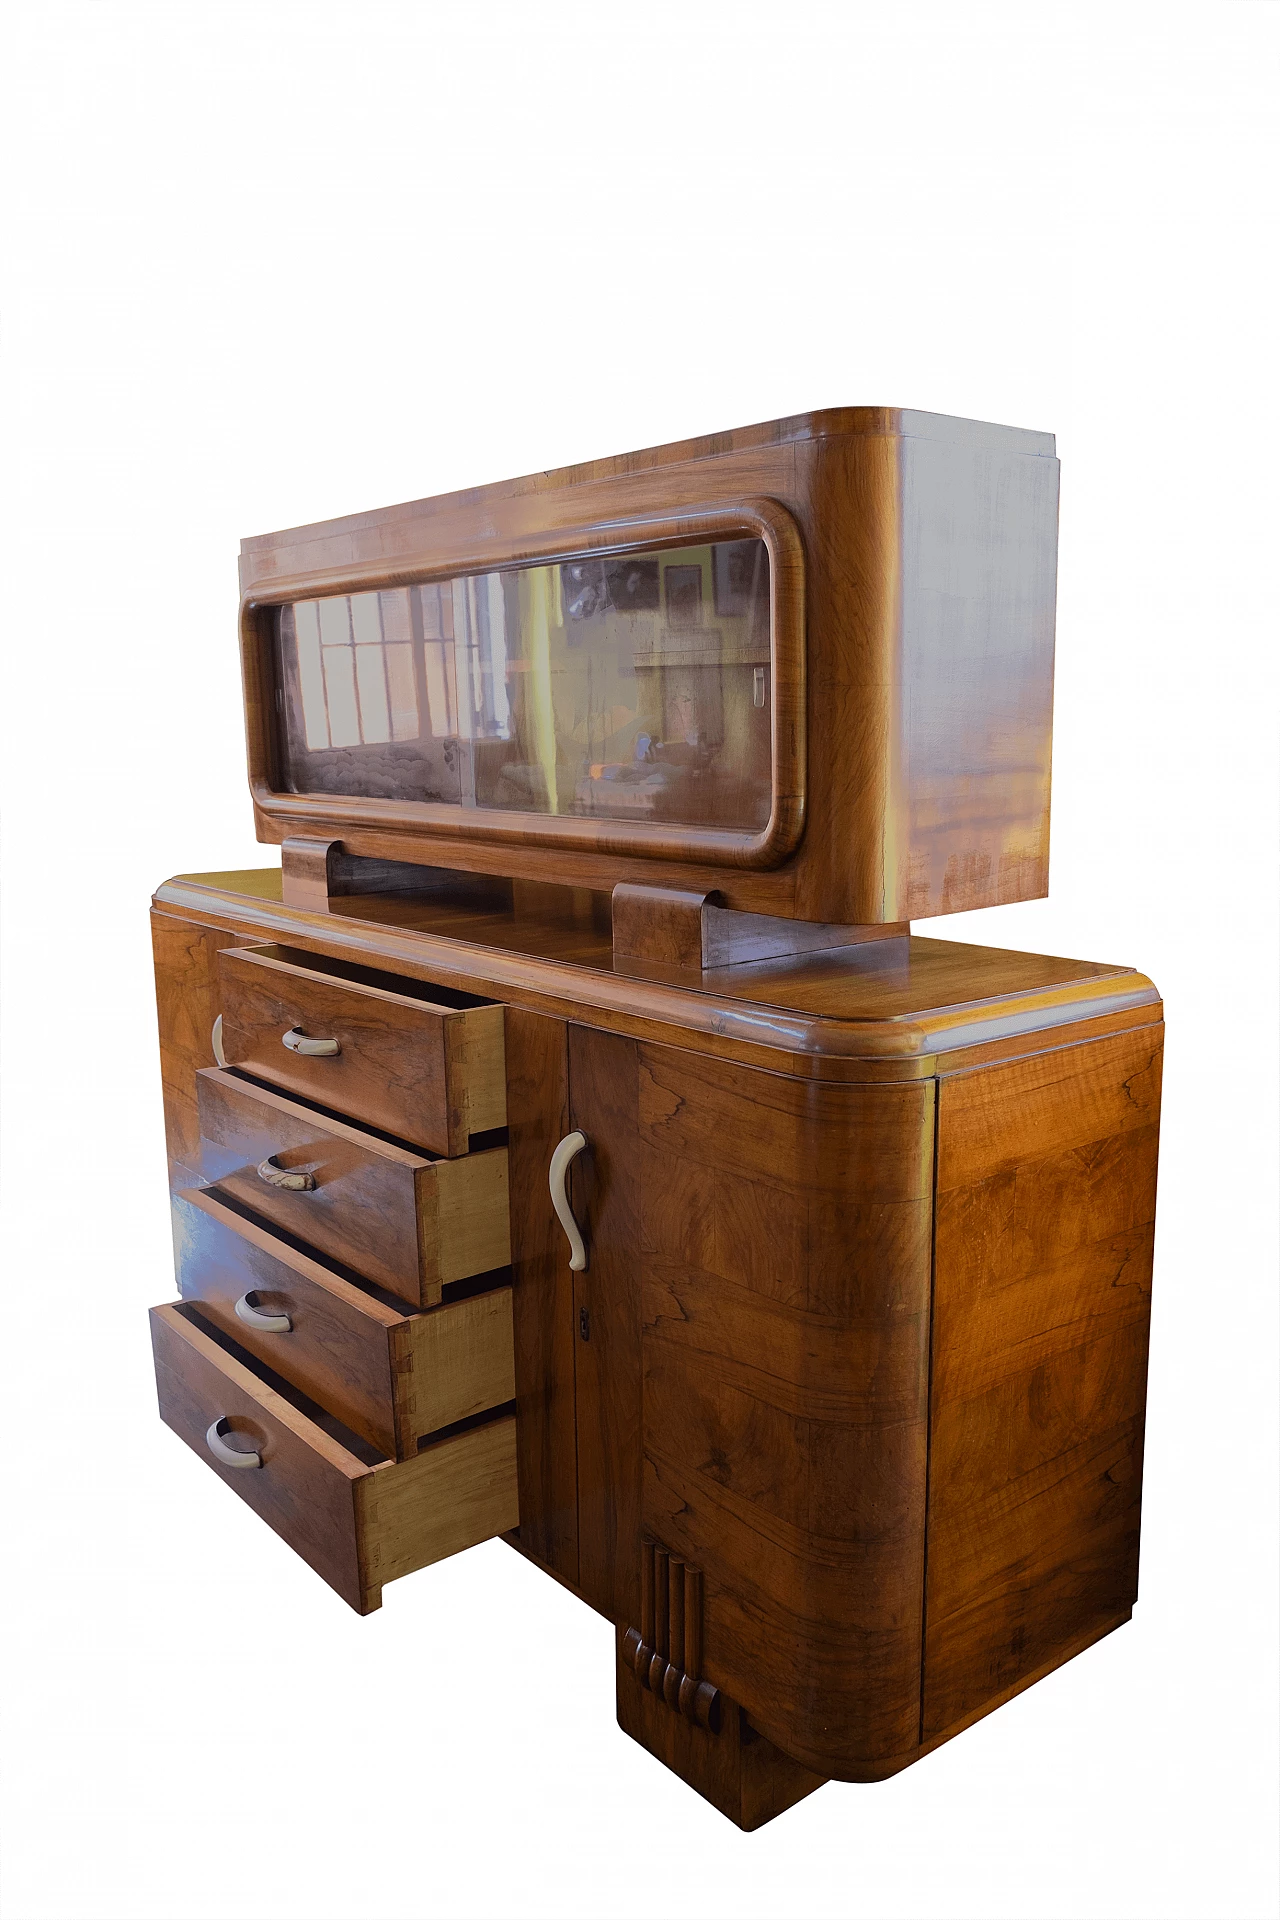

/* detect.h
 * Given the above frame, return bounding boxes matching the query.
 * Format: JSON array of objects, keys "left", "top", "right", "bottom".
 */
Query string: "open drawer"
[
  {"left": 195, "top": 1067, "right": 510, "bottom": 1307},
  {"left": 172, "top": 1187, "right": 515, "bottom": 1459},
  {"left": 150, "top": 1303, "right": 518, "bottom": 1614},
  {"left": 216, "top": 944, "right": 505, "bottom": 1156}
]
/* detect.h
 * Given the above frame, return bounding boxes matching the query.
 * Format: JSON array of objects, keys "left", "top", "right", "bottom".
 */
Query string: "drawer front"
[
  {"left": 151, "top": 1300, "right": 368, "bottom": 1606},
  {"left": 173, "top": 1188, "right": 516, "bottom": 1459},
  {"left": 218, "top": 944, "right": 505, "bottom": 1156},
  {"left": 151, "top": 1304, "right": 519, "bottom": 1614},
  {"left": 195, "top": 1067, "right": 510, "bottom": 1307}
]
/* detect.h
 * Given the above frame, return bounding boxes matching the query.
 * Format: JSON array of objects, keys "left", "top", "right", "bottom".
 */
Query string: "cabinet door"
[
  {"left": 505, "top": 1008, "right": 579, "bottom": 1585},
  {"left": 567, "top": 1025, "right": 642, "bottom": 1626}
]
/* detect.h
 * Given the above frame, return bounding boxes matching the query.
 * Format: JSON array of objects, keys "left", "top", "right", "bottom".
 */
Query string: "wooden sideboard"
[
  {"left": 150, "top": 864, "right": 1161, "bottom": 1828},
  {"left": 148, "top": 411, "right": 1159, "bottom": 1826}
]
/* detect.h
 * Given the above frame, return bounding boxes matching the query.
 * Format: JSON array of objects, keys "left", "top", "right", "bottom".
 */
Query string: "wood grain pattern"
[
  {"left": 172, "top": 1187, "right": 513, "bottom": 1458},
  {"left": 923, "top": 1026, "right": 1163, "bottom": 1736},
  {"left": 149, "top": 875, "right": 1162, "bottom": 1813},
  {"left": 635, "top": 1041, "right": 935, "bottom": 1777},
  {"left": 610, "top": 884, "right": 707, "bottom": 968},
  {"left": 195, "top": 1067, "right": 510, "bottom": 1306},
  {"left": 356, "top": 1416, "right": 518, "bottom": 1602},
  {"left": 151, "top": 1304, "right": 517, "bottom": 1613},
  {"left": 151, "top": 911, "right": 246, "bottom": 1180},
  {"left": 502, "top": 1007, "right": 579, "bottom": 1582},
  {"left": 568, "top": 1024, "right": 643, "bottom": 1626},
  {"left": 238, "top": 410, "right": 1056, "bottom": 923},
  {"left": 152, "top": 1301, "right": 370, "bottom": 1609},
  {"left": 218, "top": 943, "right": 504, "bottom": 1155},
  {"left": 616, "top": 1628, "right": 826, "bottom": 1830},
  {"left": 280, "top": 836, "right": 341, "bottom": 912},
  {"left": 157, "top": 872, "right": 1162, "bottom": 1085}
]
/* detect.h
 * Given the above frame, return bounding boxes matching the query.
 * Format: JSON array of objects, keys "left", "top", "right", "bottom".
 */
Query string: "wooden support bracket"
[{"left": 611, "top": 882, "right": 908, "bottom": 971}]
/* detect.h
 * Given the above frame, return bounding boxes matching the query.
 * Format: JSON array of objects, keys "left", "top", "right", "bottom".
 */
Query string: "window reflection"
[{"left": 275, "top": 539, "right": 772, "bottom": 831}]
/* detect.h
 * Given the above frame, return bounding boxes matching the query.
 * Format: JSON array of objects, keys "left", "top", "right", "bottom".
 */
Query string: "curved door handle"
[
  {"left": 282, "top": 1028, "right": 340, "bottom": 1057},
  {"left": 549, "top": 1130, "right": 589, "bottom": 1272},
  {"left": 212, "top": 1014, "right": 227, "bottom": 1068},
  {"left": 205, "top": 1417, "right": 262, "bottom": 1470},
  {"left": 234, "top": 1293, "right": 292, "bottom": 1334},
  {"left": 256, "top": 1156, "right": 316, "bottom": 1193}
]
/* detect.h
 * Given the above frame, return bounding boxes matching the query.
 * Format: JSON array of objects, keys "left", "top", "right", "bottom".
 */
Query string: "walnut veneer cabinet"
[{"left": 150, "top": 410, "right": 1162, "bottom": 1828}]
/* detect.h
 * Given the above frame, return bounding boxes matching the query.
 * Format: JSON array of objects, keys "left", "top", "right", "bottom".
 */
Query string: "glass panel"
[{"left": 273, "top": 538, "right": 772, "bottom": 831}]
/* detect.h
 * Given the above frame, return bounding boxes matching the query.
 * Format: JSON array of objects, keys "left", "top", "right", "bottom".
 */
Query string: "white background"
[{"left": 2, "top": 5, "right": 1276, "bottom": 1917}]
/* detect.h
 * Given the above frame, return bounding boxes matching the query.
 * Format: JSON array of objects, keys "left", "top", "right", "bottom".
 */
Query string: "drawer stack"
[{"left": 150, "top": 943, "right": 519, "bottom": 1614}]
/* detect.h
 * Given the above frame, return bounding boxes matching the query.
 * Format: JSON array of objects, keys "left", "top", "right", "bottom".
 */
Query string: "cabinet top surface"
[
  {"left": 240, "top": 407, "right": 1056, "bottom": 558},
  {"left": 155, "top": 868, "right": 1158, "bottom": 1080}
]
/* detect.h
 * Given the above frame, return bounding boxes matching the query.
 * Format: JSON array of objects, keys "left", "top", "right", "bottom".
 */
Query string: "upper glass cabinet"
[{"left": 273, "top": 537, "right": 773, "bottom": 833}]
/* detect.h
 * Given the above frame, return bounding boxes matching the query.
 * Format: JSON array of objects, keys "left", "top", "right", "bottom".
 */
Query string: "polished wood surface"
[
  {"left": 637, "top": 1043, "right": 933, "bottom": 1776},
  {"left": 151, "top": 912, "right": 245, "bottom": 1180},
  {"left": 195, "top": 1067, "right": 510, "bottom": 1306},
  {"left": 172, "top": 1188, "right": 513, "bottom": 1458},
  {"left": 238, "top": 410, "right": 1057, "bottom": 923},
  {"left": 616, "top": 1628, "right": 826, "bottom": 1830},
  {"left": 568, "top": 1026, "right": 644, "bottom": 1627},
  {"left": 244, "top": 498, "right": 807, "bottom": 878},
  {"left": 150, "top": 854, "right": 1161, "bottom": 1826},
  {"left": 152, "top": 1303, "right": 518, "bottom": 1613},
  {"left": 157, "top": 869, "right": 1161, "bottom": 1085},
  {"left": 218, "top": 941, "right": 505, "bottom": 1154},
  {"left": 610, "top": 881, "right": 904, "bottom": 970},
  {"left": 278, "top": 835, "right": 339, "bottom": 912},
  {"left": 503, "top": 1007, "right": 579, "bottom": 1582},
  {"left": 610, "top": 884, "right": 706, "bottom": 969},
  {"left": 922, "top": 1027, "right": 1162, "bottom": 1736}
]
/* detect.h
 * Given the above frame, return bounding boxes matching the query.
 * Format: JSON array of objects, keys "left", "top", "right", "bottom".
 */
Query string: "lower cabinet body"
[
  {"left": 507, "top": 1012, "right": 1162, "bottom": 1820},
  {"left": 151, "top": 906, "right": 1162, "bottom": 1827}
]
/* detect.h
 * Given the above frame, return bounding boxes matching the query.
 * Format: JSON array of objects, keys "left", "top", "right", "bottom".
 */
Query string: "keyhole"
[{"left": 579, "top": 1307, "right": 591, "bottom": 1342}]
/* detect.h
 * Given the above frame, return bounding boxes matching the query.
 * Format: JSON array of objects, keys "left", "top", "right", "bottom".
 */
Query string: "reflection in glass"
[{"left": 274, "top": 539, "right": 772, "bottom": 832}]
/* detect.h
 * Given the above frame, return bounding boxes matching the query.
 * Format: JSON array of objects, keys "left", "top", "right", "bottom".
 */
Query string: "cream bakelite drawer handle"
[
  {"left": 549, "top": 1130, "right": 589, "bottom": 1272},
  {"left": 256, "top": 1156, "right": 316, "bottom": 1192},
  {"left": 282, "top": 1028, "right": 340, "bottom": 1057},
  {"left": 205, "top": 1417, "right": 262, "bottom": 1470},
  {"left": 212, "top": 1015, "right": 227, "bottom": 1068},
  {"left": 234, "top": 1293, "right": 292, "bottom": 1334}
]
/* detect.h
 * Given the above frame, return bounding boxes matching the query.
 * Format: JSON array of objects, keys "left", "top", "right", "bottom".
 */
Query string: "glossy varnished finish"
[
  {"left": 195, "top": 1067, "right": 510, "bottom": 1307},
  {"left": 568, "top": 1026, "right": 644, "bottom": 1626},
  {"left": 636, "top": 1044, "right": 934, "bottom": 1776},
  {"left": 503, "top": 1006, "right": 579, "bottom": 1582},
  {"left": 172, "top": 1188, "right": 515, "bottom": 1459},
  {"left": 217, "top": 941, "right": 506, "bottom": 1155},
  {"left": 151, "top": 911, "right": 245, "bottom": 1182},
  {"left": 144, "top": 407, "right": 1162, "bottom": 1831},
  {"left": 616, "top": 1629, "right": 826, "bottom": 1830},
  {"left": 923, "top": 1027, "right": 1163, "bottom": 1736},
  {"left": 156, "top": 869, "right": 1161, "bottom": 1085},
  {"left": 148, "top": 862, "right": 1161, "bottom": 1826},
  {"left": 238, "top": 411, "right": 1058, "bottom": 923},
  {"left": 150, "top": 1304, "right": 519, "bottom": 1613}
]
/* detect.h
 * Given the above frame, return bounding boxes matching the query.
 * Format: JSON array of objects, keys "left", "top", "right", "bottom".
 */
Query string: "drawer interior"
[
  {"left": 196, "top": 1065, "right": 512, "bottom": 1306},
  {"left": 217, "top": 945, "right": 508, "bottom": 1152},
  {"left": 174, "top": 1184, "right": 517, "bottom": 1458},
  {"left": 237, "top": 943, "right": 500, "bottom": 1014}
]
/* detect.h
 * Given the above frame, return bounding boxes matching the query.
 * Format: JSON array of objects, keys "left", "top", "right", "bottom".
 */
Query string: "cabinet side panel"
[
  {"left": 504, "top": 1007, "right": 579, "bottom": 1584},
  {"left": 151, "top": 910, "right": 243, "bottom": 1186},
  {"left": 898, "top": 435, "right": 1059, "bottom": 918},
  {"left": 924, "top": 1026, "right": 1163, "bottom": 1736},
  {"left": 637, "top": 1044, "right": 934, "bottom": 1774}
]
